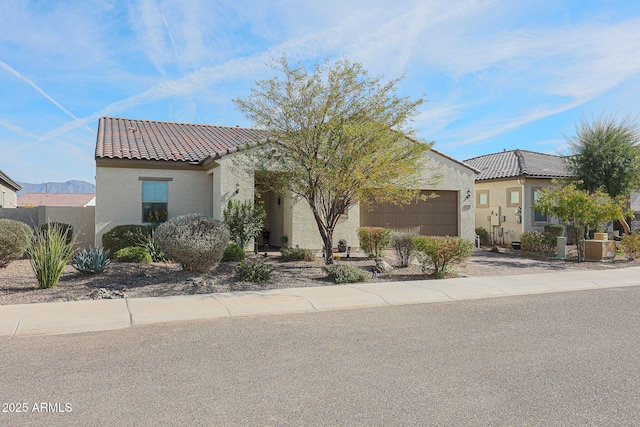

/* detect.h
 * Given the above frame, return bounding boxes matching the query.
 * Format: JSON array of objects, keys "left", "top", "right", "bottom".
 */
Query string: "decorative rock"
[
  {"left": 87, "top": 286, "right": 127, "bottom": 300},
  {"left": 373, "top": 259, "right": 393, "bottom": 273}
]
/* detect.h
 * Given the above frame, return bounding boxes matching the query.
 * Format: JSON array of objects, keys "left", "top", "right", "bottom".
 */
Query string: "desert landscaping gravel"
[{"left": 2, "top": 248, "right": 639, "bottom": 306}]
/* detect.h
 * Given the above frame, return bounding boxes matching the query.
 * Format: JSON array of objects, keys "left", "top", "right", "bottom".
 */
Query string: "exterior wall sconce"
[
  {"left": 465, "top": 189, "right": 471, "bottom": 200},
  {"left": 235, "top": 182, "right": 240, "bottom": 194}
]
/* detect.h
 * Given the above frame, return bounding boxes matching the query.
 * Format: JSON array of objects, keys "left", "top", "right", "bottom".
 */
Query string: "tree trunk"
[
  {"left": 573, "top": 226, "right": 583, "bottom": 262},
  {"left": 323, "top": 235, "right": 334, "bottom": 265},
  {"left": 620, "top": 216, "right": 631, "bottom": 235},
  {"left": 308, "top": 204, "right": 335, "bottom": 265}
]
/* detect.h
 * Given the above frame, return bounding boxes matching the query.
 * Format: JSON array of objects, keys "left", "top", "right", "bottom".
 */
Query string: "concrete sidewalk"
[{"left": 2, "top": 266, "right": 640, "bottom": 337}]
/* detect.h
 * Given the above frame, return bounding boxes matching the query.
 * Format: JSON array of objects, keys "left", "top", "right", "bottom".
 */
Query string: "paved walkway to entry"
[{"left": 2, "top": 267, "right": 639, "bottom": 337}]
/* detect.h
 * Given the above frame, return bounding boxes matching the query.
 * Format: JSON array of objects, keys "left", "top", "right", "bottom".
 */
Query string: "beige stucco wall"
[
  {"left": 288, "top": 196, "right": 360, "bottom": 251},
  {"left": 0, "top": 206, "right": 95, "bottom": 249},
  {"left": 0, "top": 182, "right": 18, "bottom": 208},
  {"left": 40, "top": 206, "right": 96, "bottom": 249},
  {"left": 96, "top": 147, "right": 476, "bottom": 251},
  {"left": 215, "top": 153, "right": 360, "bottom": 251},
  {"left": 210, "top": 155, "right": 255, "bottom": 222},
  {"left": 474, "top": 177, "right": 561, "bottom": 243},
  {"left": 95, "top": 164, "right": 213, "bottom": 244},
  {"left": 417, "top": 150, "right": 477, "bottom": 241}
]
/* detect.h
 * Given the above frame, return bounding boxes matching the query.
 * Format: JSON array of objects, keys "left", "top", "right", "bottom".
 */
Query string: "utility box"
[
  {"left": 490, "top": 207, "right": 500, "bottom": 226},
  {"left": 557, "top": 236, "right": 566, "bottom": 260},
  {"left": 583, "top": 240, "right": 616, "bottom": 260}
]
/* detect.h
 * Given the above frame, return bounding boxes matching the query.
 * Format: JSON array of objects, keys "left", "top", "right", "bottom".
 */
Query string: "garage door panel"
[{"left": 360, "top": 190, "right": 459, "bottom": 236}]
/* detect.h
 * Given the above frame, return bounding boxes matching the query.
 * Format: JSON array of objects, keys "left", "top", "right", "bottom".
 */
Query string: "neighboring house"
[
  {"left": 18, "top": 193, "right": 96, "bottom": 207},
  {"left": 464, "top": 149, "right": 571, "bottom": 244},
  {"left": 95, "top": 117, "right": 478, "bottom": 249},
  {"left": 0, "top": 169, "right": 21, "bottom": 208}
]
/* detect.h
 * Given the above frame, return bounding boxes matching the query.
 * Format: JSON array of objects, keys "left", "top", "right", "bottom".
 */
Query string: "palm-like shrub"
[
  {"left": 40, "top": 222, "right": 74, "bottom": 246},
  {"left": 72, "top": 247, "right": 112, "bottom": 273},
  {"left": 27, "top": 223, "right": 76, "bottom": 288},
  {"left": 154, "top": 213, "right": 230, "bottom": 272},
  {"left": 0, "top": 219, "right": 33, "bottom": 268}
]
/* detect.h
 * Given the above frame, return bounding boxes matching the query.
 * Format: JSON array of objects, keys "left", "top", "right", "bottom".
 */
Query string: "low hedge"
[
  {"left": 102, "top": 224, "right": 156, "bottom": 255},
  {"left": 114, "top": 246, "right": 152, "bottom": 263}
]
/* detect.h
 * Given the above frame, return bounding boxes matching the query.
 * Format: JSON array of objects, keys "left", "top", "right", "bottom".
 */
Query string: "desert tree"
[
  {"left": 233, "top": 57, "right": 438, "bottom": 264},
  {"left": 566, "top": 114, "right": 640, "bottom": 233},
  {"left": 533, "top": 181, "right": 631, "bottom": 261}
]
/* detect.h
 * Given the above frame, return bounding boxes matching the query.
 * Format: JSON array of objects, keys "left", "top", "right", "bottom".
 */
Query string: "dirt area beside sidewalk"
[{"left": 1, "top": 247, "right": 638, "bottom": 306}]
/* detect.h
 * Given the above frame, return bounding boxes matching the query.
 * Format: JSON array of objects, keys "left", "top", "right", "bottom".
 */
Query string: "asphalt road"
[{"left": 2, "top": 286, "right": 640, "bottom": 426}]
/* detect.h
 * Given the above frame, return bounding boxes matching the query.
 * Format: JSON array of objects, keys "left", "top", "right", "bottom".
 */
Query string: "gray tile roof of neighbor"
[
  {"left": 464, "top": 149, "right": 571, "bottom": 181},
  {"left": 0, "top": 169, "right": 22, "bottom": 191},
  {"left": 95, "top": 117, "right": 267, "bottom": 163}
]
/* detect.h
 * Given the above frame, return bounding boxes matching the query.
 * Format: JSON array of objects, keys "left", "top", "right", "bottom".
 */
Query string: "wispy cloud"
[
  {"left": 441, "top": 99, "right": 586, "bottom": 151},
  {"left": 0, "top": 118, "right": 39, "bottom": 139},
  {"left": 0, "top": 61, "right": 95, "bottom": 135},
  {"left": 3, "top": 0, "right": 640, "bottom": 182}
]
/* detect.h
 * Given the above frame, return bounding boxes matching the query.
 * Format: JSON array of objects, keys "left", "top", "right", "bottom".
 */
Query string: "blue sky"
[{"left": 1, "top": 0, "right": 640, "bottom": 184}]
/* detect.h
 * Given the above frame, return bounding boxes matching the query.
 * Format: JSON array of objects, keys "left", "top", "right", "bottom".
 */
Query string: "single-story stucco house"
[
  {"left": 464, "top": 149, "right": 571, "bottom": 244},
  {"left": 95, "top": 117, "right": 478, "bottom": 249},
  {"left": 0, "top": 169, "right": 21, "bottom": 208}
]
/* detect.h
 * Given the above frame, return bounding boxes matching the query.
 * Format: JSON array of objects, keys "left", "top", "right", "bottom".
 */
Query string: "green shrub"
[
  {"left": 72, "top": 247, "right": 112, "bottom": 273},
  {"left": 520, "top": 230, "right": 556, "bottom": 254},
  {"left": 413, "top": 236, "right": 474, "bottom": 279},
  {"left": 137, "top": 234, "right": 167, "bottom": 262},
  {"left": 222, "top": 243, "right": 246, "bottom": 262},
  {"left": 357, "top": 227, "right": 392, "bottom": 258},
  {"left": 619, "top": 234, "right": 640, "bottom": 260},
  {"left": 475, "top": 227, "right": 491, "bottom": 245},
  {"left": 324, "top": 264, "right": 368, "bottom": 284},
  {"left": 102, "top": 224, "right": 156, "bottom": 254},
  {"left": 544, "top": 224, "right": 565, "bottom": 238},
  {"left": 235, "top": 262, "right": 272, "bottom": 282},
  {"left": 154, "top": 213, "right": 230, "bottom": 272},
  {"left": 114, "top": 246, "right": 152, "bottom": 263},
  {"left": 27, "top": 223, "right": 76, "bottom": 288},
  {"left": 280, "top": 247, "right": 315, "bottom": 261},
  {"left": 391, "top": 232, "right": 417, "bottom": 267},
  {"left": 223, "top": 200, "right": 266, "bottom": 248},
  {"left": 0, "top": 219, "right": 33, "bottom": 268},
  {"left": 40, "top": 222, "right": 74, "bottom": 246}
]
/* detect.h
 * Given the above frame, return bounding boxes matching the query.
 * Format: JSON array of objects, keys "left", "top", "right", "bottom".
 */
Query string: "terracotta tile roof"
[
  {"left": 95, "top": 117, "right": 267, "bottom": 163},
  {"left": 18, "top": 193, "right": 95, "bottom": 207},
  {"left": 464, "top": 149, "right": 571, "bottom": 181},
  {"left": 0, "top": 169, "right": 22, "bottom": 191}
]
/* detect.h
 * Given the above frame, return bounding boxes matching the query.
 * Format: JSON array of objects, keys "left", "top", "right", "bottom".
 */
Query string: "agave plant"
[
  {"left": 72, "top": 246, "right": 112, "bottom": 274},
  {"left": 137, "top": 234, "right": 167, "bottom": 262}
]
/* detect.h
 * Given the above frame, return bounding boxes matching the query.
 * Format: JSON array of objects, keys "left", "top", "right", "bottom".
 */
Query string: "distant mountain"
[{"left": 17, "top": 180, "right": 95, "bottom": 196}]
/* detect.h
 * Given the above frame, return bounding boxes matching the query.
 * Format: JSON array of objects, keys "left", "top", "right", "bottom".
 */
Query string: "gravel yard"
[{"left": 1, "top": 247, "right": 638, "bottom": 306}]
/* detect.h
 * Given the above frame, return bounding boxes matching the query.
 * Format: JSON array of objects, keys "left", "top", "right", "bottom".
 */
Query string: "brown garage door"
[{"left": 360, "top": 190, "right": 458, "bottom": 236}]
